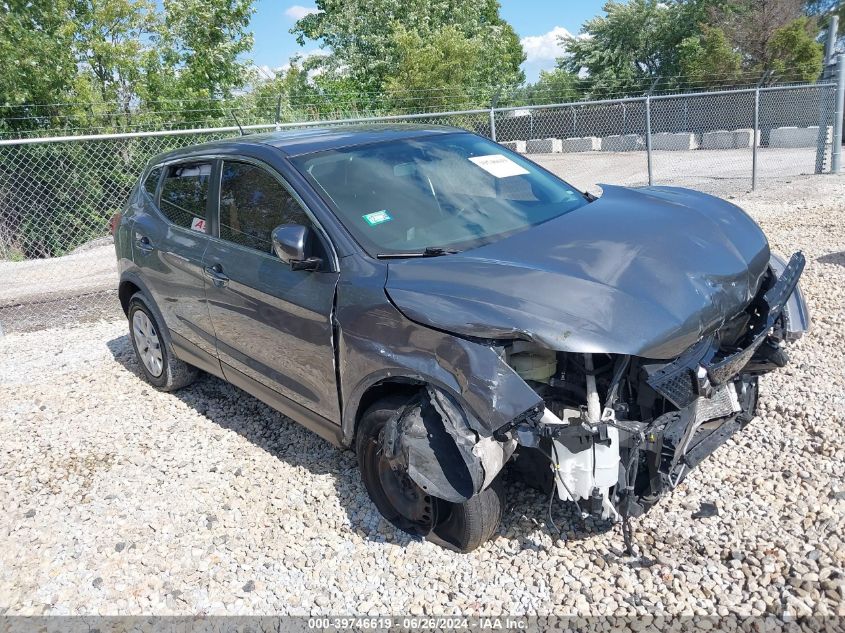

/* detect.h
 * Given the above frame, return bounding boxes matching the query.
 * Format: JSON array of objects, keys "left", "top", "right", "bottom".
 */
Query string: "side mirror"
[{"left": 271, "top": 224, "right": 322, "bottom": 271}]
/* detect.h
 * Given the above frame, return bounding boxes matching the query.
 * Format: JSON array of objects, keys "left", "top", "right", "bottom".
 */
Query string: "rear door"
[
  {"left": 131, "top": 159, "right": 219, "bottom": 367},
  {"left": 202, "top": 158, "right": 341, "bottom": 423}
]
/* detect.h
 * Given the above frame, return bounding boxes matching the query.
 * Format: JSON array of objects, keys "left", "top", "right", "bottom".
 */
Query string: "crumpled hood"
[{"left": 385, "top": 185, "right": 771, "bottom": 359}]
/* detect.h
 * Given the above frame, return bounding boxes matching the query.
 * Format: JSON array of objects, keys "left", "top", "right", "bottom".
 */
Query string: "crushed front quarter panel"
[{"left": 336, "top": 254, "right": 543, "bottom": 448}]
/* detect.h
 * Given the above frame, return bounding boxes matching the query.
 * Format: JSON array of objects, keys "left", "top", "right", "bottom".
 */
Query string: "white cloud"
[
  {"left": 254, "top": 49, "right": 328, "bottom": 82},
  {"left": 520, "top": 26, "right": 573, "bottom": 64},
  {"left": 284, "top": 4, "right": 318, "bottom": 20}
]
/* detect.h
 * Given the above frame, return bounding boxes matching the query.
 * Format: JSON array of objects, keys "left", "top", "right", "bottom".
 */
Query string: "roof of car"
[{"left": 155, "top": 123, "right": 463, "bottom": 162}]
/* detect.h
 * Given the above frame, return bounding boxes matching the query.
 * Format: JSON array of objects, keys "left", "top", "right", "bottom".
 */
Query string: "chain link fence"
[{"left": 0, "top": 80, "right": 842, "bottom": 334}]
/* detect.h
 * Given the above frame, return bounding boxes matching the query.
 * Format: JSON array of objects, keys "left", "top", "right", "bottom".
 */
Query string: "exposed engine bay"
[
  {"left": 378, "top": 252, "right": 808, "bottom": 550},
  {"left": 502, "top": 252, "right": 808, "bottom": 530}
]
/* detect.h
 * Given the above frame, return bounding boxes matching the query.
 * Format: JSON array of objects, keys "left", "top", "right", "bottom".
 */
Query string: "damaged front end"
[
  {"left": 375, "top": 251, "right": 807, "bottom": 550},
  {"left": 499, "top": 252, "right": 808, "bottom": 526}
]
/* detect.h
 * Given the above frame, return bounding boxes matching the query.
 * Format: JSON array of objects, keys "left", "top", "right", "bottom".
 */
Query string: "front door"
[{"left": 203, "top": 159, "right": 341, "bottom": 423}]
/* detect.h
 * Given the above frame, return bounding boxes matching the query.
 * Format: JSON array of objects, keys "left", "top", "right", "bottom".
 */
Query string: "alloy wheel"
[{"left": 132, "top": 310, "right": 164, "bottom": 377}]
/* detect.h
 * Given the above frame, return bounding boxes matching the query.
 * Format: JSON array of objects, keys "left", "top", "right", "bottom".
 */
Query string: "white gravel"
[{"left": 1, "top": 174, "right": 844, "bottom": 617}]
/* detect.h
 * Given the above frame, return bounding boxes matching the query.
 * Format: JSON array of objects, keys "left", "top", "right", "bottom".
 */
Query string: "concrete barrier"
[
  {"left": 561, "top": 136, "right": 600, "bottom": 152},
  {"left": 701, "top": 130, "right": 735, "bottom": 150},
  {"left": 769, "top": 126, "right": 832, "bottom": 148},
  {"left": 652, "top": 132, "right": 697, "bottom": 151},
  {"left": 526, "top": 138, "right": 563, "bottom": 153},
  {"left": 501, "top": 140, "right": 527, "bottom": 153},
  {"left": 732, "top": 128, "right": 760, "bottom": 148},
  {"left": 600, "top": 134, "right": 643, "bottom": 152},
  {"left": 700, "top": 129, "right": 759, "bottom": 149}
]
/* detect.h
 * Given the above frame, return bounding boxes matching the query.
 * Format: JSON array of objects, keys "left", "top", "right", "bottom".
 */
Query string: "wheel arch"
[
  {"left": 344, "top": 370, "right": 474, "bottom": 449},
  {"left": 119, "top": 279, "right": 141, "bottom": 315},
  {"left": 118, "top": 272, "right": 174, "bottom": 351}
]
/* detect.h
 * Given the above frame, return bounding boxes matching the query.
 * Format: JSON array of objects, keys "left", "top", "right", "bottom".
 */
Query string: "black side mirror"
[{"left": 271, "top": 224, "right": 322, "bottom": 271}]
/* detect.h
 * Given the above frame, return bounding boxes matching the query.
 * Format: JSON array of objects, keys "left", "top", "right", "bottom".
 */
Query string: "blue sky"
[{"left": 250, "top": 0, "right": 609, "bottom": 82}]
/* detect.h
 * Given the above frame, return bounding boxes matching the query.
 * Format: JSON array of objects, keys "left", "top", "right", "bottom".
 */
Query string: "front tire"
[
  {"left": 356, "top": 394, "right": 505, "bottom": 553},
  {"left": 127, "top": 292, "right": 197, "bottom": 391}
]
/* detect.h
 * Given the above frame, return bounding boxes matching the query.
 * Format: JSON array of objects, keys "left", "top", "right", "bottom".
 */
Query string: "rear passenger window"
[
  {"left": 219, "top": 161, "right": 310, "bottom": 253},
  {"left": 143, "top": 166, "right": 162, "bottom": 199},
  {"left": 159, "top": 162, "right": 212, "bottom": 231}
]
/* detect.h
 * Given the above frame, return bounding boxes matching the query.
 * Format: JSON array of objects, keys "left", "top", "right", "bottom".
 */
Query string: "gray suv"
[{"left": 113, "top": 125, "right": 809, "bottom": 552}]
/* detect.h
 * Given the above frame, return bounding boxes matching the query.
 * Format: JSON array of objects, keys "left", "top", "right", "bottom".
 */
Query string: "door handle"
[
  {"left": 135, "top": 236, "right": 154, "bottom": 254},
  {"left": 203, "top": 263, "right": 230, "bottom": 287}
]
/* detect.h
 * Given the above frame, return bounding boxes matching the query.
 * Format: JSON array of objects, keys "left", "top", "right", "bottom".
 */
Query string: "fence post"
[
  {"left": 833, "top": 55, "right": 845, "bottom": 174},
  {"left": 825, "top": 15, "right": 839, "bottom": 63},
  {"left": 645, "top": 95, "right": 653, "bottom": 186},
  {"left": 489, "top": 92, "right": 499, "bottom": 142},
  {"left": 752, "top": 85, "right": 760, "bottom": 190},
  {"left": 645, "top": 77, "right": 659, "bottom": 187},
  {"left": 816, "top": 16, "right": 839, "bottom": 173}
]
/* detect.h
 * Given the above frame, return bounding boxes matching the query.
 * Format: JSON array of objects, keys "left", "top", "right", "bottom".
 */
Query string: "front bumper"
[
  {"left": 524, "top": 252, "right": 809, "bottom": 519},
  {"left": 646, "top": 252, "right": 806, "bottom": 410}
]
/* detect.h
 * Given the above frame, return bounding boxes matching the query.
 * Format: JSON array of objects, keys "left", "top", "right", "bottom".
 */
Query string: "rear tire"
[
  {"left": 127, "top": 292, "right": 197, "bottom": 392},
  {"left": 356, "top": 394, "right": 505, "bottom": 553}
]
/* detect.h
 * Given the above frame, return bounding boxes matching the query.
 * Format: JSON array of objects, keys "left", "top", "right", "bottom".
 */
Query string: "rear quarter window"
[
  {"left": 143, "top": 166, "right": 162, "bottom": 199},
  {"left": 159, "top": 162, "right": 212, "bottom": 232}
]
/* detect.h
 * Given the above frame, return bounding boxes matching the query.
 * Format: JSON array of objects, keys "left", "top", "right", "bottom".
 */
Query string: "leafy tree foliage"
[
  {"left": 767, "top": 16, "right": 826, "bottom": 79},
  {"left": 558, "top": 0, "right": 823, "bottom": 96},
  {"left": 516, "top": 68, "right": 581, "bottom": 105},
  {"left": 0, "top": 0, "right": 77, "bottom": 129},
  {"left": 678, "top": 26, "right": 743, "bottom": 86},
  {"left": 558, "top": 0, "right": 727, "bottom": 97},
  {"left": 291, "top": 0, "right": 524, "bottom": 108}
]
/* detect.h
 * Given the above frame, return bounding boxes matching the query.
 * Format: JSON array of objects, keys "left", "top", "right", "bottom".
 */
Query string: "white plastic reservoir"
[{"left": 552, "top": 425, "right": 620, "bottom": 520}]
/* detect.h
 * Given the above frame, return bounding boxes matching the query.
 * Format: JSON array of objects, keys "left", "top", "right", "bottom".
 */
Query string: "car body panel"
[
  {"left": 332, "top": 254, "right": 544, "bottom": 445},
  {"left": 203, "top": 237, "right": 341, "bottom": 423},
  {"left": 384, "top": 185, "right": 771, "bottom": 359},
  {"left": 129, "top": 169, "right": 219, "bottom": 363}
]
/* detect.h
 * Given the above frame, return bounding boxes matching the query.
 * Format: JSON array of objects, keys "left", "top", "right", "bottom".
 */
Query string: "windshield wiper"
[{"left": 376, "top": 246, "right": 461, "bottom": 259}]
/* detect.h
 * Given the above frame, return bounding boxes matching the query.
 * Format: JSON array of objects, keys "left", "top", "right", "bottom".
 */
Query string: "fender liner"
[{"left": 382, "top": 386, "right": 516, "bottom": 503}]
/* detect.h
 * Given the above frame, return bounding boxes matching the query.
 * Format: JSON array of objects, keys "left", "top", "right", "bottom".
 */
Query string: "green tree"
[
  {"left": 713, "top": 0, "right": 817, "bottom": 78},
  {"left": 69, "top": 0, "right": 158, "bottom": 124},
  {"left": 160, "top": 0, "right": 255, "bottom": 100},
  {"left": 518, "top": 68, "right": 582, "bottom": 105},
  {"left": 291, "top": 0, "right": 524, "bottom": 105},
  {"left": 0, "top": 0, "right": 77, "bottom": 131},
  {"left": 678, "top": 26, "right": 743, "bottom": 87},
  {"left": 767, "top": 16, "right": 824, "bottom": 79},
  {"left": 560, "top": 1, "right": 728, "bottom": 97},
  {"left": 136, "top": 0, "right": 256, "bottom": 125},
  {"left": 385, "top": 25, "right": 485, "bottom": 111}
]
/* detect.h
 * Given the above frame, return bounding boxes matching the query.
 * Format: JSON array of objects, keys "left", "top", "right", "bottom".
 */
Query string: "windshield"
[{"left": 291, "top": 132, "right": 588, "bottom": 256}]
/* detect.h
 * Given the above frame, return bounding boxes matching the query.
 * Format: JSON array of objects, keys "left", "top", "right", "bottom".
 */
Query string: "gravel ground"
[{"left": 1, "top": 175, "right": 844, "bottom": 617}]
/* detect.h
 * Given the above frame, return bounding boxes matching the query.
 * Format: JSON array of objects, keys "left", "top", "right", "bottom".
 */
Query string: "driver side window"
[{"left": 218, "top": 161, "right": 312, "bottom": 254}]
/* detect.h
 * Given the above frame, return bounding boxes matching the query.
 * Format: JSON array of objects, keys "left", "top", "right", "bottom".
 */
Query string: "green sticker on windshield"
[{"left": 362, "top": 210, "right": 392, "bottom": 226}]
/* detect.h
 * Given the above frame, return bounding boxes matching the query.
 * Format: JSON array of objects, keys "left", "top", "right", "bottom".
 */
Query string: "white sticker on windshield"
[{"left": 469, "top": 154, "right": 530, "bottom": 178}]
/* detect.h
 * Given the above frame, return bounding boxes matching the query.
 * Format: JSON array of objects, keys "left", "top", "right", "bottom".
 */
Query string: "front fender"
[{"left": 339, "top": 323, "right": 543, "bottom": 446}]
